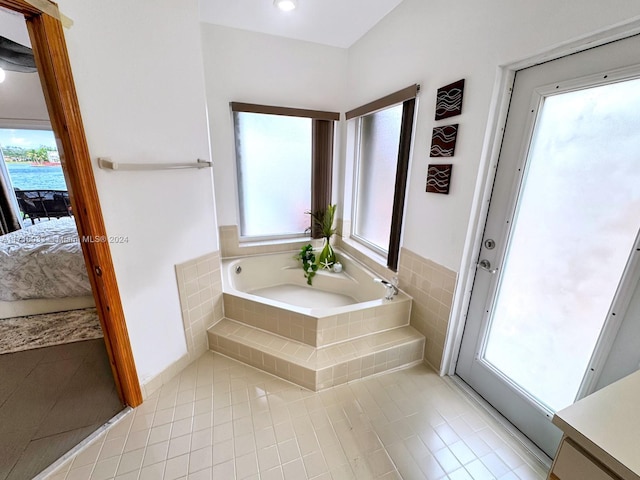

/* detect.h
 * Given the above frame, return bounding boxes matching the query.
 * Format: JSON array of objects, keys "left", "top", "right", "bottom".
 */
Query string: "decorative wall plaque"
[
  {"left": 426, "top": 164, "right": 453, "bottom": 194},
  {"left": 435, "top": 79, "right": 465, "bottom": 120},
  {"left": 430, "top": 124, "right": 458, "bottom": 157}
]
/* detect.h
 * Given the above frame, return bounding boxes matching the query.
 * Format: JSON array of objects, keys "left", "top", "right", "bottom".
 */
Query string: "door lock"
[
  {"left": 484, "top": 239, "right": 496, "bottom": 250},
  {"left": 477, "top": 259, "right": 498, "bottom": 274}
]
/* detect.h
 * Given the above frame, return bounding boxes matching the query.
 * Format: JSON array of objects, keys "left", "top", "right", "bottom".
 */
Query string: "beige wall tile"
[
  {"left": 396, "top": 247, "right": 457, "bottom": 371},
  {"left": 174, "top": 251, "right": 225, "bottom": 368}
]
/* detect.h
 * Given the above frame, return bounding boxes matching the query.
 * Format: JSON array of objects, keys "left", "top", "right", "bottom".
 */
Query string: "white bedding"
[{"left": 0, "top": 218, "right": 93, "bottom": 301}]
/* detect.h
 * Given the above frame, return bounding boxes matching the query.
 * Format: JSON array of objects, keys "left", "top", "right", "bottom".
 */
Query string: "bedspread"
[{"left": 0, "top": 218, "right": 92, "bottom": 301}]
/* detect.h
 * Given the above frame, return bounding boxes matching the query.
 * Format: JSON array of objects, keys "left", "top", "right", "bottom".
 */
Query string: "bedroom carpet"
[{"left": 0, "top": 308, "right": 103, "bottom": 355}]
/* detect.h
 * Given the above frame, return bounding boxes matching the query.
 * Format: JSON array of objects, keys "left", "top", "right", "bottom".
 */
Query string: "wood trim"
[
  {"left": 231, "top": 102, "right": 339, "bottom": 121},
  {"left": 310, "top": 120, "right": 334, "bottom": 238},
  {"left": 0, "top": 0, "right": 40, "bottom": 15},
  {"left": 387, "top": 98, "right": 416, "bottom": 271},
  {"left": 5, "top": 0, "right": 143, "bottom": 407},
  {"left": 346, "top": 84, "right": 419, "bottom": 120}
]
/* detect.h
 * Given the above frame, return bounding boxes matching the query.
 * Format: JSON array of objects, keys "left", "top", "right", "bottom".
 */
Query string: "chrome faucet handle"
[
  {"left": 374, "top": 278, "right": 399, "bottom": 299},
  {"left": 385, "top": 284, "right": 396, "bottom": 300}
]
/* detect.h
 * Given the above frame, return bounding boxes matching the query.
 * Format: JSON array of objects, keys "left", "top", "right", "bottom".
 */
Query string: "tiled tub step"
[
  {"left": 223, "top": 292, "right": 412, "bottom": 347},
  {"left": 207, "top": 318, "right": 425, "bottom": 391}
]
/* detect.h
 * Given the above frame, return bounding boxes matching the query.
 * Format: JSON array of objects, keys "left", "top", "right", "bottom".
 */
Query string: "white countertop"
[{"left": 553, "top": 370, "right": 640, "bottom": 480}]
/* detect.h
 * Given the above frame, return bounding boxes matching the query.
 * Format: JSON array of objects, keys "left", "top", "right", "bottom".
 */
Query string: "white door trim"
[{"left": 443, "top": 16, "right": 640, "bottom": 376}]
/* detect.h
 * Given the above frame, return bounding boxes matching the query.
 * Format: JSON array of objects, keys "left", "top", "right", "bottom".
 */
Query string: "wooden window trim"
[
  {"left": 346, "top": 84, "right": 419, "bottom": 120},
  {"left": 311, "top": 119, "right": 334, "bottom": 238},
  {"left": 231, "top": 102, "right": 339, "bottom": 121},
  {"left": 5, "top": 0, "right": 142, "bottom": 407},
  {"left": 387, "top": 98, "right": 416, "bottom": 271},
  {"left": 233, "top": 106, "right": 335, "bottom": 239}
]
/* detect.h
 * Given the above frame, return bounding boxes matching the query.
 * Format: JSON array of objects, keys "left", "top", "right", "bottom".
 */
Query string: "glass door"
[{"left": 456, "top": 34, "right": 640, "bottom": 457}]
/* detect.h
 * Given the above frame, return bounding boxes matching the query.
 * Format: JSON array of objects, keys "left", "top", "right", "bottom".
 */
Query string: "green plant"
[
  {"left": 297, "top": 244, "right": 318, "bottom": 285},
  {"left": 307, "top": 204, "right": 337, "bottom": 270},
  {"left": 307, "top": 204, "right": 336, "bottom": 239}
]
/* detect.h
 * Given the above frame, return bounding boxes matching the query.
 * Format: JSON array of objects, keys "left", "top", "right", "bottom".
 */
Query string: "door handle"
[{"left": 477, "top": 259, "right": 498, "bottom": 274}]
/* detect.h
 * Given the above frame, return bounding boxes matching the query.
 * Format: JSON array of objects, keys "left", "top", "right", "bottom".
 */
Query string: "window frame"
[
  {"left": 230, "top": 102, "right": 338, "bottom": 241},
  {"left": 346, "top": 85, "right": 418, "bottom": 271}
]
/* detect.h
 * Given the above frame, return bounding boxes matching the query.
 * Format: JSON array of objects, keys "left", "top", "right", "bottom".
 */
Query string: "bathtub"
[{"left": 220, "top": 249, "right": 412, "bottom": 347}]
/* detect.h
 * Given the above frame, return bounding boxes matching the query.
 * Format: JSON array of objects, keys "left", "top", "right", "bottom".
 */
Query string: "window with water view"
[{"left": 0, "top": 128, "right": 69, "bottom": 228}]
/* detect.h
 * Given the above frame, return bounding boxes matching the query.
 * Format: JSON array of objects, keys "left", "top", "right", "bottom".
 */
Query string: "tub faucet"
[{"left": 374, "top": 277, "right": 399, "bottom": 300}]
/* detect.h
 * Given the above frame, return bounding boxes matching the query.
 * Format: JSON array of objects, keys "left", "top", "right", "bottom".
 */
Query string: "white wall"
[
  {"left": 200, "top": 25, "right": 348, "bottom": 228},
  {"left": 0, "top": 10, "right": 49, "bottom": 126},
  {"left": 0, "top": 71, "right": 49, "bottom": 127},
  {"left": 58, "top": 0, "right": 218, "bottom": 384},
  {"left": 346, "top": 0, "right": 640, "bottom": 271}
]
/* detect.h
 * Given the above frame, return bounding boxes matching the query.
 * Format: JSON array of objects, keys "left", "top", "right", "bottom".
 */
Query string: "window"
[
  {"left": 347, "top": 85, "right": 418, "bottom": 270},
  {"left": 231, "top": 103, "right": 338, "bottom": 239},
  {"left": 0, "top": 128, "right": 66, "bottom": 233}
]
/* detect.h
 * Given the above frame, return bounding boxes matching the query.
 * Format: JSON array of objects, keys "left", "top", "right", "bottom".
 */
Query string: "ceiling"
[{"left": 199, "top": 0, "right": 405, "bottom": 48}]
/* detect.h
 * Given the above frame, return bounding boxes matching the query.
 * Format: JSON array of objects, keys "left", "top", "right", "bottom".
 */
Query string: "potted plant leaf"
[{"left": 307, "top": 204, "right": 337, "bottom": 270}]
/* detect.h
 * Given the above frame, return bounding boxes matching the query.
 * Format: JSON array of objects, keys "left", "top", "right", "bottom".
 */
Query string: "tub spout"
[{"left": 374, "top": 277, "right": 399, "bottom": 300}]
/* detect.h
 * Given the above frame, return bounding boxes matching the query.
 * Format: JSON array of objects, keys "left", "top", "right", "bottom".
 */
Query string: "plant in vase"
[{"left": 307, "top": 204, "right": 337, "bottom": 270}]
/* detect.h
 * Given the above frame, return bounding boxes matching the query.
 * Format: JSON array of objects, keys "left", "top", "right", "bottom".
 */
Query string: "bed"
[{"left": 0, "top": 217, "right": 95, "bottom": 319}]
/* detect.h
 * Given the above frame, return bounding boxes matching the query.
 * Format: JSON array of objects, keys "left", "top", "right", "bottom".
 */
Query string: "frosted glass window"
[
  {"left": 353, "top": 104, "right": 403, "bottom": 252},
  {"left": 234, "top": 112, "right": 311, "bottom": 237},
  {"left": 483, "top": 78, "right": 640, "bottom": 412}
]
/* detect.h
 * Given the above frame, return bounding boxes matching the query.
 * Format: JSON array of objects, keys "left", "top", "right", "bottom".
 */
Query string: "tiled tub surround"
[
  {"left": 221, "top": 251, "right": 413, "bottom": 347},
  {"left": 334, "top": 220, "right": 457, "bottom": 371},
  {"left": 138, "top": 252, "right": 227, "bottom": 399},
  {"left": 209, "top": 320, "right": 424, "bottom": 390},
  {"left": 218, "top": 223, "right": 455, "bottom": 372},
  {"left": 209, "top": 249, "right": 425, "bottom": 390}
]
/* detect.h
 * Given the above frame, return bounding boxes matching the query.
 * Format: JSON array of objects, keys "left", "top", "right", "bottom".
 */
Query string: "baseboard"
[{"left": 139, "top": 352, "right": 192, "bottom": 400}]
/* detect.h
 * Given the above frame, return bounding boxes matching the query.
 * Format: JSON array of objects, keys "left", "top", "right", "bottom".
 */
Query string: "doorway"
[
  {"left": 0, "top": 0, "right": 141, "bottom": 406},
  {"left": 456, "top": 34, "right": 640, "bottom": 457},
  {"left": 0, "top": 0, "right": 142, "bottom": 476},
  {"left": 0, "top": 9, "right": 124, "bottom": 479}
]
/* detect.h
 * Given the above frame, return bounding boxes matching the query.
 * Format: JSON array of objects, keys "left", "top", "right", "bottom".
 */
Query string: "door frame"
[
  {"left": 443, "top": 18, "right": 640, "bottom": 377},
  {"left": 2, "top": 0, "right": 142, "bottom": 407}
]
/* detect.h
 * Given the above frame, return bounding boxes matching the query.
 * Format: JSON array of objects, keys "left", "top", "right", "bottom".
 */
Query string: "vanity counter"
[{"left": 549, "top": 370, "right": 640, "bottom": 480}]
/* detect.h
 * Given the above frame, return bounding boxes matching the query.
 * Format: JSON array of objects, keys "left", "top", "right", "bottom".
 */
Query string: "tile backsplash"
[{"left": 398, "top": 248, "right": 456, "bottom": 370}]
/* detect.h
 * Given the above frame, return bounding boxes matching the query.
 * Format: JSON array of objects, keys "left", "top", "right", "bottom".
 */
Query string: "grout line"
[{"left": 445, "top": 375, "right": 552, "bottom": 470}]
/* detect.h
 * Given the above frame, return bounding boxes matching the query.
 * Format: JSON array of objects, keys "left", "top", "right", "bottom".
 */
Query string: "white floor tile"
[{"left": 41, "top": 352, "right": 548, "bottom": 480}]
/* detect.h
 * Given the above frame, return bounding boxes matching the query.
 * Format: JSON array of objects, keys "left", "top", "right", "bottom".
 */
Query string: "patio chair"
[{"left": 14, "top": 189, "right": 73, "bottom": 224}]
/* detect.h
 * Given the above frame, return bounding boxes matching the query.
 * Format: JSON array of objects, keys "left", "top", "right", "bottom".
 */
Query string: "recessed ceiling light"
[
  {"left": 274, "top": 0, "right": 297, "bottom": 12},
  {"left": 0, "top": 68, "right": 5, "bottom": 84}
]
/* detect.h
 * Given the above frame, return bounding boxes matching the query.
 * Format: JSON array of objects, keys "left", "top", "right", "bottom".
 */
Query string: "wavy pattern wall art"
[
  {"left": 430, "top": 124, "right": 458, "bottom": 157},
  {"left": 426, "top": 164, "right": 453, "bottom": 194},
  {"left": 435, "top": 79, "right": 465, "bottom": 120}
]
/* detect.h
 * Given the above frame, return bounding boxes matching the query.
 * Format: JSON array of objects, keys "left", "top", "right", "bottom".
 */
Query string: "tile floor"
[
  {"left": 43, "top": 352, "right": 549, "bottom": 480},
  {"left": 0, "top": 339, "right": 123, "bottom": 480}
]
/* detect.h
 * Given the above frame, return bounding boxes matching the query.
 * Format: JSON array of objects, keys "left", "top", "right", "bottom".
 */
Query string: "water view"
[
  {"left": 0, "top": 128, "right": 67, "bottom": 191},
  {"left": 6, "top": 162, "right": 67, "bottom": 190}
]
